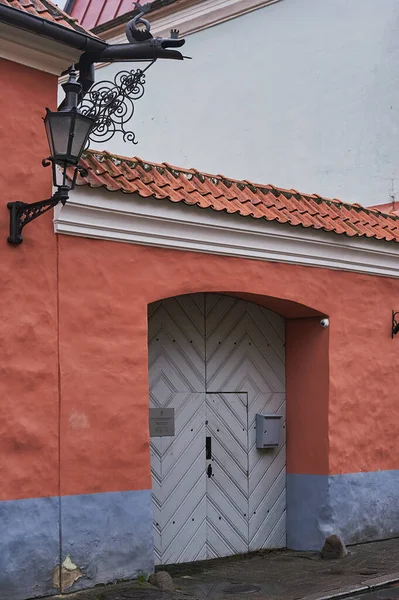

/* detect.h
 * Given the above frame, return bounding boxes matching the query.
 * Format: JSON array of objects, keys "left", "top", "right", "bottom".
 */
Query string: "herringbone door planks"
[
  {"left": 205, "top": 295, "right": 286, "bottom": 550},
  {"left": 206, "top": 393, "right": 249, "bottom": 557}
]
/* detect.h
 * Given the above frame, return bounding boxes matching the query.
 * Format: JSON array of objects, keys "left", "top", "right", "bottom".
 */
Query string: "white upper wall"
[{"left": 86, "top": 0, "right": 399, "bottom": 205}]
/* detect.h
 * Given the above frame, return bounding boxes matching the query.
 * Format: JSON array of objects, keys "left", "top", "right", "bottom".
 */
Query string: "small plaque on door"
[{"left": 149, "top": 408, "right": 175, "bottom": 437}]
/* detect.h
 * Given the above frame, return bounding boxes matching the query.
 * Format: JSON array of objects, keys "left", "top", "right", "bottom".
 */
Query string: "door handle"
[
  {"left": 207, "top": 464, "right": 213, "bottom": 478},
  {"left": 206, "top": 436, "right": 212, "bottom": 460}
]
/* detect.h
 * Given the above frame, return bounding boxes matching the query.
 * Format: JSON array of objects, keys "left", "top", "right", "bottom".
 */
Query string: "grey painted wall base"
[
  {"left": 0, "top": 496, "right": 60, "bottom": 600},
  {"left": 60, "top": 489, "right": 154, "bottom": 593},
  {"left": 0, "top": 489, "right": 154, "bottom": 600},
  {"left": 2, "top": 473, "right": 398, "bottom": 599},
  {"left": 287, "top": 470, "right": 399, "bottom": 550}
]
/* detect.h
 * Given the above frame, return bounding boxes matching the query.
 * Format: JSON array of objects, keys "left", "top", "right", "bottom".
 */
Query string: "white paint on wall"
[{"left": 89, "top": 0, "right": 399, "bottom": 206}]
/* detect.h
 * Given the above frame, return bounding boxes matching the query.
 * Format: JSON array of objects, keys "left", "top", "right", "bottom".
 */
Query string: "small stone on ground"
[
  {"left": 149, "top": 571, "right": 175, "bottom": 591},
  {"left": 321, "top": 534, "right": 348, "bottom": 560}
]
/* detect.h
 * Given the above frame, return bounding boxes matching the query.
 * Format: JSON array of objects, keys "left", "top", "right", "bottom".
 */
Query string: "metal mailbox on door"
[{"left": 256, "top": 414, "right": 282, "bottom": 448}]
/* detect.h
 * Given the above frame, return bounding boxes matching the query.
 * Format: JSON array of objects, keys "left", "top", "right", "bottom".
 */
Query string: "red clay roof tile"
[
  {"left": 75, "top": 149, "right": 399, "bottom": 244},
  {"left": 1, "top": 0, "right": 97, "bottom": 36}
]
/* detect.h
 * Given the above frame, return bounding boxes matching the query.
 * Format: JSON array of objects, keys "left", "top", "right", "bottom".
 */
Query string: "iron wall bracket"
[
  {"left": 392, "top": 310, "right": 399, "bottom": 338},
  {"left": 7, "top": 186, "right": 69, "bottom": 245}
]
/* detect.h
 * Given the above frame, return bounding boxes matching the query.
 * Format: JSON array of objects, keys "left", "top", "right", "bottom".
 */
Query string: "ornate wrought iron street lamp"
[
  {"left": 44, "top": 69, "right": 94, "bottom": 189},
  {"left": 7, "top": 2, "right": 187, "bottom": 245},
  {"left": 7, "top": 69, "right": 95, "bottom": 245}
]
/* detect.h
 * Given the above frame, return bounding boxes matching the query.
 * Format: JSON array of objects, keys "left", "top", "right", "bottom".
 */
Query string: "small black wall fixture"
[{"left": 392, "top": 311, "right": 399, "bottom": 338}]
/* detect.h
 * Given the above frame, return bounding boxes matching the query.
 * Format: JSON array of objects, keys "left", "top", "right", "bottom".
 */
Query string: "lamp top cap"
[{"left": 61, "top": 65, "right": 82, "bottom": 106}]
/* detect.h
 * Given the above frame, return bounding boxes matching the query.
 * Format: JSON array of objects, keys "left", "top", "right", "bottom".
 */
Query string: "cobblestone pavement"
[{"left": 41, "top": 538, "right": 399, "bottom": 600}]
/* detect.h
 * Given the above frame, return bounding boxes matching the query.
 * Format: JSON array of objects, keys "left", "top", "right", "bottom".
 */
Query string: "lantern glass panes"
[{"left": 44, "top": 108, "right": 95, "bottom": 167}]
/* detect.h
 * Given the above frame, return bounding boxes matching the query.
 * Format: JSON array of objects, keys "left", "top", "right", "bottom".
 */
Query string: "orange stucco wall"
[
  {"left": 286, "top": 319, "right": 330, "bottom": 475},
  {"left": 55, "top": 236, "right": 399, "bottom": 497},
  {"left": 0, "top": 59, "right": 59, "bottom": 502},
  {"left": 1, "top": 59, "right": 397, "bottom": 504}
]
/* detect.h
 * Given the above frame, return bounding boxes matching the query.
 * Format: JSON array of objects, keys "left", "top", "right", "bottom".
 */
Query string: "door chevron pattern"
[
  {"left": 148, "top": 294, "right": 286, "bottom": 564},
  {"left": 205, "top": 296, "right": 286, "bottom": 551},
  {"left": 206, "top": 393, "right": 249, "bottom": 557}
]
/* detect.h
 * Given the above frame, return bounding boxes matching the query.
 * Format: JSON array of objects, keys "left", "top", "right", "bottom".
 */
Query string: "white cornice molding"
[
  {"left": 104, "top": 0, "right": 281, "bottom": 45},
  {"left": 54, "top": 186, "right": 399, "bottom": 279},
  {"left": 0, "top": 23, "right": 81, "bottom": 75}
]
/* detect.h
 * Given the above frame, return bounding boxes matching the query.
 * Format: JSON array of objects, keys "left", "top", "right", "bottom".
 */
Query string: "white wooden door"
[
  {"left": 205, "top": 393, "right": 249, "bottom": 558},
  {"left": 148, "top": 297, "right": 206, "bottom": 565},
  {"left": 148, "top": 294, "right": 286, "bottom": 565},
  {"left": 205, "top": 294, "right": 286, "bottom": 550},
  {"left": 151, "top": 392, "right": 207, "bottom": 565}
]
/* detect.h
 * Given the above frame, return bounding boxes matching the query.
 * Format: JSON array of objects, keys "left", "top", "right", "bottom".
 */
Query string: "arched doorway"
[{"left": 148, "top": 293, "right": 286, "bottom": 564}]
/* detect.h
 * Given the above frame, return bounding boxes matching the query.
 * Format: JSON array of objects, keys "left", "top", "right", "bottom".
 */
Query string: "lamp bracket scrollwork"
[
  {"left": 79, "top": 63, "right": 154, "bottom": 145},
  {"left": 7, "top": 164, "right": 88, "bottom": 245},
  {"left": 7, "top": 189, "right": 66, "bottom": 245}
]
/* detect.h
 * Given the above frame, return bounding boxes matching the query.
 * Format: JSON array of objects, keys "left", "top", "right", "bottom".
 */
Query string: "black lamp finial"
[{"left": 60, "top": 65, "right": 82, "bottom": 112}]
